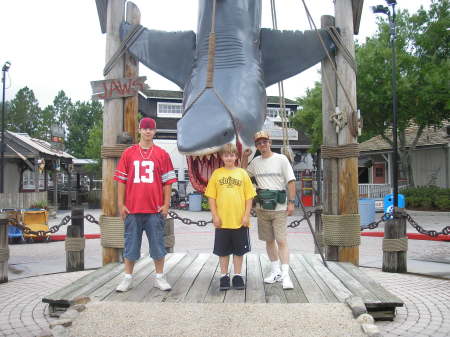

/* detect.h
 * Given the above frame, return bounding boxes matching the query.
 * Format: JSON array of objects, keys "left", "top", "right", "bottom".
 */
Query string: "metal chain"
[
  {"left": 406, "top": 213, "right": 450, "bottom": 238},
  {"left": 168, "top": 210, "right": 212, "bottom": 227},
  {"left": 360, "top": 212, "right": 392, "bottom": 231},
  {"left": 7, "top": 215, "right": 72, "bottom": 237},
  {"left": 84, "top": 214, "right": 99, "bottom": 225},
  {"left": 288, "top": 211, "right": 313, "bottom": 228}
]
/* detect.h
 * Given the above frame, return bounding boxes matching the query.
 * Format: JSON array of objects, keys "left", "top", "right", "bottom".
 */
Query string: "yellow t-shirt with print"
[{"left": 205, "top": 167, "right": 256, "bottom": 229}]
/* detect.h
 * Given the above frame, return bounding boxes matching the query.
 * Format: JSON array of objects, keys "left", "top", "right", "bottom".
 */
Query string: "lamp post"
[
  {"left": 372, "top": 0, "right": 399, "bottom": 211},
  {"left": 1, "top": 61, "right": 11, "bottom": 194}
]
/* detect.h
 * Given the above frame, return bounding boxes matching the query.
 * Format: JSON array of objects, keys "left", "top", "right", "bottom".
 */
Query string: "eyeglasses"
[{"left": 255, "top": 139, "right": 269, "bottom": 146}]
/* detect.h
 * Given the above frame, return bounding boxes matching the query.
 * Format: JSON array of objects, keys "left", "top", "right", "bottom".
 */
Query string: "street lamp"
[
  {"left": 1, "top": 61, "right": 11, "bottom": 194},
  {"left": 372, "top": 0, "right": 399, "bottom": 211}
]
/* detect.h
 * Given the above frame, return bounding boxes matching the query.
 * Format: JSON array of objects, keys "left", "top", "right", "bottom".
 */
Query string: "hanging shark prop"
[{"left": 120, "top": 0, "right": 335, "bottom": 191}]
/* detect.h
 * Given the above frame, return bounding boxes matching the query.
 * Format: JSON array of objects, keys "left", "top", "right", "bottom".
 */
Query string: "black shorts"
[{"left": 213, "top": 227, "right": 251, "bottom": 257}]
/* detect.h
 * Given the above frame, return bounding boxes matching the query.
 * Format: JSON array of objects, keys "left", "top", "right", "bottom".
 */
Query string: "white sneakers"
[
  {"left": 116, "top": 274, "right": 172, "bottom": 292},
  {"left": 116, "top": 276, "right": 133, "bottom": 292},
  {"left": 264, "top": 270, "right": 282, "bottom": 284},
  {"left": 154, "top": 276, "right": 172, "bottom": 291},
  {"left": 282, "top": 274, "right": 294, "bottom": 289}
]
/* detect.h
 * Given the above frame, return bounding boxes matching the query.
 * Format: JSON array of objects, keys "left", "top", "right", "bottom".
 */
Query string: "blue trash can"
[
  {"left": 359, "top": 198, "right": 376, "bottom": 228},
  {"left": 383, "top": 193, "right": 405, "bottom": 219},
  {"left": 188, "top": 193, "right": 202, "bottom": 212}
]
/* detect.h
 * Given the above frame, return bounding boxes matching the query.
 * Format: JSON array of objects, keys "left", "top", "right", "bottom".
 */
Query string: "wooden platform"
[{"left": 43, "top": 253, "right": 403, "bottom": 320}]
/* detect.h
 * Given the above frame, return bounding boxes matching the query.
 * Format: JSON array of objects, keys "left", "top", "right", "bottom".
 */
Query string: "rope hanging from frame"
[
  {"left": 300, "top": 0, "right": 358, "bottom": 115},
  {"left": 270, "top": 0, "right": 293, "bottom": 163}
]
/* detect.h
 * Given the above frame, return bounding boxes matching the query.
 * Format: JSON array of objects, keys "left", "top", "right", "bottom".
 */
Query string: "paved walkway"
[{"left": 1, "top": 209, "right": 449, "bottom": 336}]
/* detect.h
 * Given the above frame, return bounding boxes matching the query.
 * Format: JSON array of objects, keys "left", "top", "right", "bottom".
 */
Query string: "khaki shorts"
[{"left": 256, "top": 209, "right": 288, "bottom": 242}]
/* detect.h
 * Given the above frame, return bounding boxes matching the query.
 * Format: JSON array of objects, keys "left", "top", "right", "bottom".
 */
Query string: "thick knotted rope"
[
  {"left": 322, "top": 214, "right": 361, "bottom": 247},
  {"left": 0, "top": 248, "right": 9, "bottom": 262},
  {"left": 65, "top": 237, "right": 86, "bottom": 252},
  {"left": 100, "top": 216, "right": 124, "bottom": 248},
  {"left": 321, "top": 143, "right": 360, "bottom": 159},
  {"left": 383, "top": 237, "right": 408, "bottom": 252},
  {"left": 101, "top": 145, "right": 130, "bottom": 159}
]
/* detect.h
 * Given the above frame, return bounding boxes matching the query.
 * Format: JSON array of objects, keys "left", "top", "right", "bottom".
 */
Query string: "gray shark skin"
[{"left": 120, "top": 0, "right": 335, "bottom": 190}]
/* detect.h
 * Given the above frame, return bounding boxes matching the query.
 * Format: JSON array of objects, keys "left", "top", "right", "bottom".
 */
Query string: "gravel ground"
[{"left": 66, "top": 302, "right": 366, "bottom": 337}]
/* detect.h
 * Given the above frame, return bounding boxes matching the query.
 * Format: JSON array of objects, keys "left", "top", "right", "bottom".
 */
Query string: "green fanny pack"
[{"left": 257, "top": 189, "right": 287, "bottom": 210}]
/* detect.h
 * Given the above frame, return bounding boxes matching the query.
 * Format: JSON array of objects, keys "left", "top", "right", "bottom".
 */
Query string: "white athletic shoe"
[
  {"left": 154, "top": 276, "right": 172, "bottom": 291},
  {"left": 282, "top": 274, "right": 294, "bottom": 289},
  {"left": 116, "top": 276, "right": 133, "bottom": 292},
  {"left": 264, "top": 271, "right": 282, "bottom": 284}
]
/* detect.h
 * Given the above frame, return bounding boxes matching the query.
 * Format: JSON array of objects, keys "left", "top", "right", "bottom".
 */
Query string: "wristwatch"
[{"left": 288, "top": 199, "right": 296, "bottom": 204}]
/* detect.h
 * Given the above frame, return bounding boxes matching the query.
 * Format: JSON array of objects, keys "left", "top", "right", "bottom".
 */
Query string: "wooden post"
[
  {"left": 66, "top": 208, "right": 84, "bottom": 272},
  {"left": 124, "top": 2, "right": 141, "bottom": 144},
  {"left": 321, "top": 15, "right": 339, "bottom": 261},
  {"left": 382, "top": 208, "right": 407, "bottom": 272},
  {"left": 314, "top": 151, "right": 323, "bottom": 254},
  {"left": 334, "top": 0, "right": 359, "bottom": 265},
  {"left": 0, "top": 213, "right": 8, "bottom": 283},
  {"left": 335, "top": 0, "right": 360, "bottom": 265},
  {"left": 102, "top": 0, "right": 126, "bottom": 265}
]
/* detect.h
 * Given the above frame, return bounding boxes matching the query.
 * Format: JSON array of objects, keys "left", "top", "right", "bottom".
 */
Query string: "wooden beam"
[
  {"left": 335, "top": 0, "right": 360, "bottom": 265},
  {"left": 321, "top": 15, "right": 339, "bottom": 261},
  {"left": 124, "top": 2, "right": 141, "bottom": 144},
  {"left": 102, "top": 0, "right": 126, "bottom": 265},
  {"left": 0, "top": 214, "right": 8, "bottom": 283}
]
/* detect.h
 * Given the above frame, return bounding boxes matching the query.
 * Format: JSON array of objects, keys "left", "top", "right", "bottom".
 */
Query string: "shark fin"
[
  {"left": 120, "top": 22, "right": 196, "bottom": 88},
  {"left": 260, "top": 28, "right": 336, "bottom": 87}
]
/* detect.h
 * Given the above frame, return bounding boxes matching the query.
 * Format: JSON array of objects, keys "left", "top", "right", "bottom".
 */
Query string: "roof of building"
[
  {"left": 140, "top": 89, "right": 298, "bottom": 105},
  {"left": 7, "top": 131, "right": 74, "bottom": 159},
  {"left": 360, "top": 123, "right": 450, "bottom": 153}
]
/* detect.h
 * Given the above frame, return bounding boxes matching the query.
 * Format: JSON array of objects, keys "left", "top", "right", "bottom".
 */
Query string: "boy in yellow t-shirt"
[{"left": 205, "top": 143, "right": 256, "bottom": 290}]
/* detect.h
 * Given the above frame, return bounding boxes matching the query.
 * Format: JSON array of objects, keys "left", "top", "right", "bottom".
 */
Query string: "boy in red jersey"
[{"left": 114, "top": 117, "right": 177, "bottom": 292}]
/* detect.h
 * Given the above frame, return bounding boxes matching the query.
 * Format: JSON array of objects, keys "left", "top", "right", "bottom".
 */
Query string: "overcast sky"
[{"left": 0, "top": 0, "right": 429, "bottom": 108}]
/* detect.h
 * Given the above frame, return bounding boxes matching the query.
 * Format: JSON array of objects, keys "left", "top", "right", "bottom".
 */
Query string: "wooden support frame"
[{"left": 102, "top": 0, "right": 126, "bottom": 265}]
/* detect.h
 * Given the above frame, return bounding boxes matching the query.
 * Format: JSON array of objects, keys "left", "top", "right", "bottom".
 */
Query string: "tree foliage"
[
  {"left": 291, "top": 1, "right": 449, "bottom": 186},
  {"left": 290, "top": 82, "right": 322, "bottom": 153},
  {"left": 5, "top": 87, "right": 103, "bottom": 160},
  {"left": 6, "top": 87, "right": 43, "bottom": 138},
  {"left": 65, "top": 100, "right": 103, "bottom": 158}
]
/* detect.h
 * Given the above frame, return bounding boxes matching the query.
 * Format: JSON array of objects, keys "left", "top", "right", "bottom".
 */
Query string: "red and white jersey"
[{"left": 114, "top": 144, "right": 177, "bottom": 214}]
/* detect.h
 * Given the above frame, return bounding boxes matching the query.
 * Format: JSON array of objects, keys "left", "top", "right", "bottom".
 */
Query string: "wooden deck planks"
[
  {"left": 326, "top": 261, "right": 381, "bottom": 305},
  {"left": 302, "top": 254, "right": 353, "bottom": 303},
  {"left": 289, "top": 254, "right": 329, "bottom": 303},
  {"left": 165, "top": 253, "right": 210, "bottom": 303},
  {"left": 42, "top": 253, "right": 404, "bottom": 321},
  {"left": 336, "top": 262, "right": 403, "bottom": 307},
  {"left": 183, "top": 254, "right": 219, "bottom": 303},
  {"left": 142, "top": 253, "right": 196, "bottom": 303},
  {"left": 244, "top": 253, "right": 266, "bottom": 303},
  {"left": 296, "top": 254, "right": 340, "bottom": 303}
]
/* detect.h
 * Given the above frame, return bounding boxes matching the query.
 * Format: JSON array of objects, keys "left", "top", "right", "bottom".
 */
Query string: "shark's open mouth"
[{"left": 186, "top": 143, "right": 242, "bottom": 192}]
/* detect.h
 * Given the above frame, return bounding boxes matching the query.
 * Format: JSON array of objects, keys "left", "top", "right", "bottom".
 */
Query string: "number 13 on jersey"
[{"left": 133, "top": 160, "right": 154, "bottom": 183}]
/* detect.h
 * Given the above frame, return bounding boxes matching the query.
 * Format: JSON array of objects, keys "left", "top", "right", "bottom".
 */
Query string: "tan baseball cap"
[{"left": 254, "top": 130, "right": 270, "bottom": 142}]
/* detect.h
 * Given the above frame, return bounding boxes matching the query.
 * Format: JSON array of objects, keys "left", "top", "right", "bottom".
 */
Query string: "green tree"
[
  {"left": 52, "top": 90, "right": 72, "bottom": 129},
  {"left": 6, "top": 87, "right": 43, "bottom": 138},
  {"left": 84, "top": 118, "right": 103, "bottom": 174},
  {"left": 291, "top": 82, "right": 322, "bottom": 153},
  {"left": 357, "top": 0, "right": 449, "bottom": 186},
  {"left": 291, "top": 1, "right": 449, "bottom": 187},
  {"left": 66, "top": 100, "right": 103, "bottom": 158}
]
